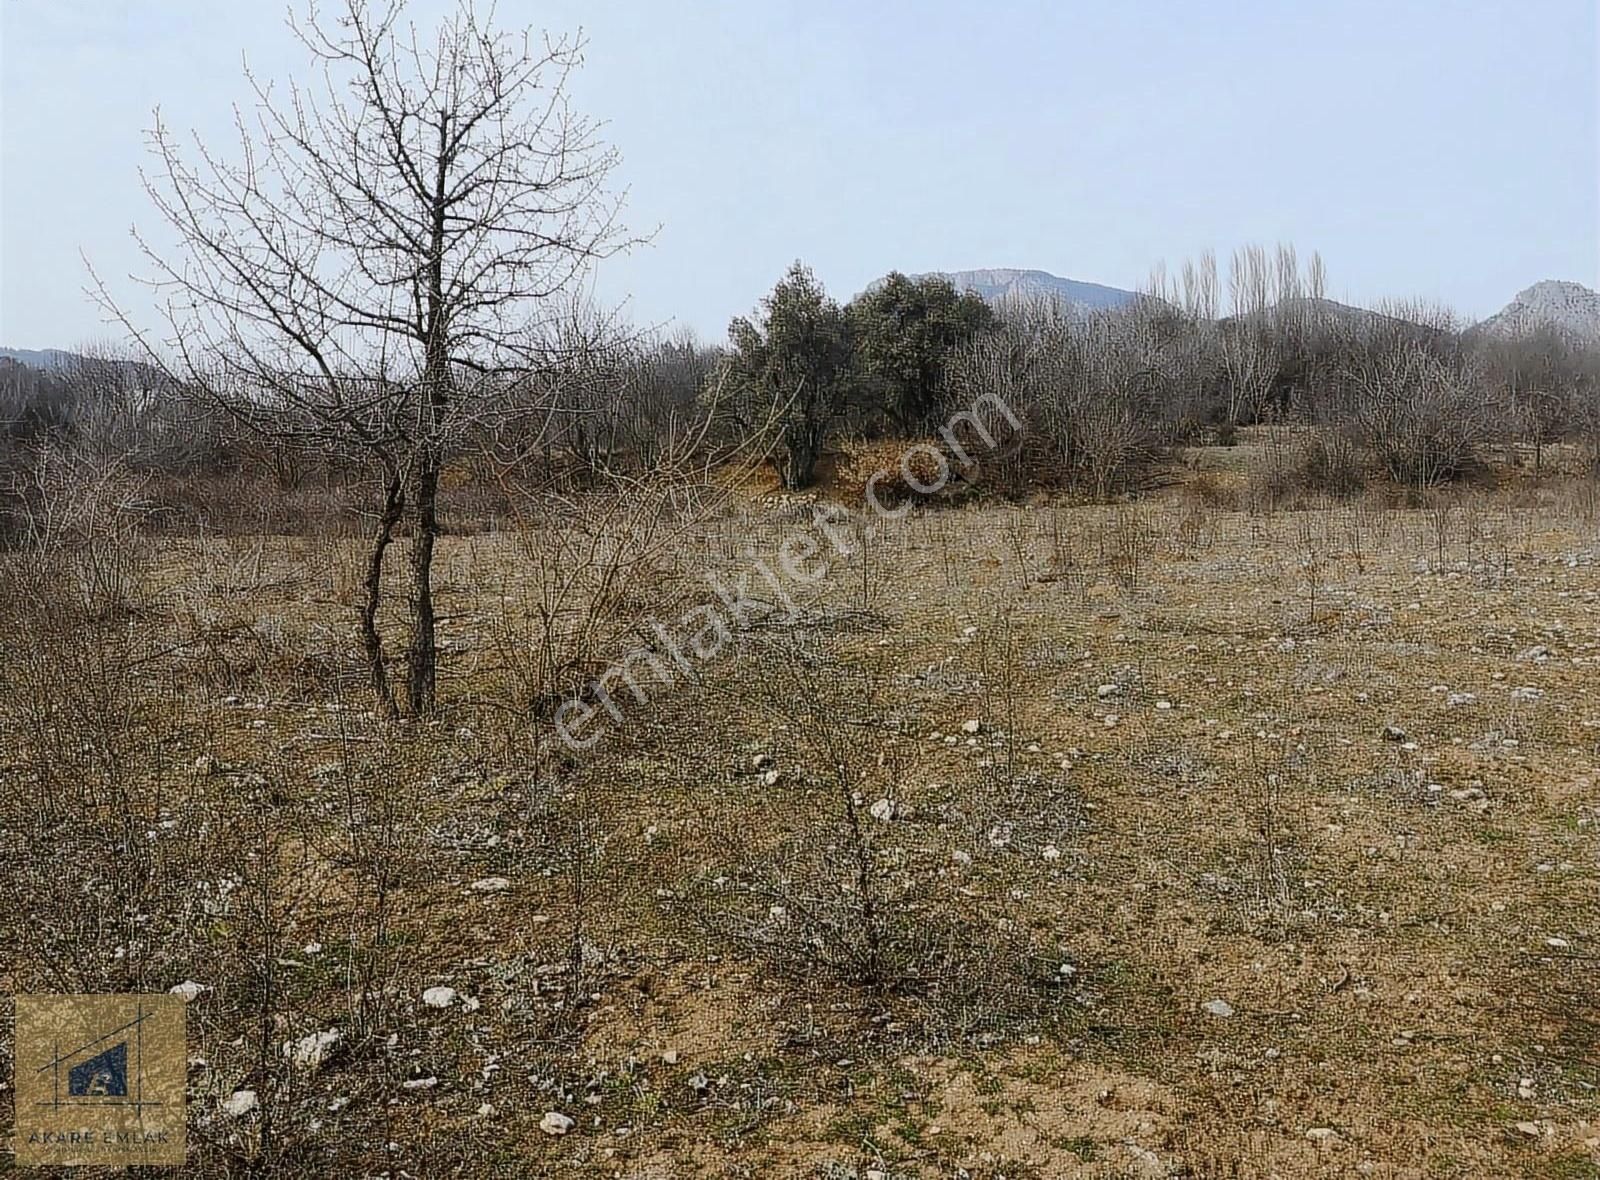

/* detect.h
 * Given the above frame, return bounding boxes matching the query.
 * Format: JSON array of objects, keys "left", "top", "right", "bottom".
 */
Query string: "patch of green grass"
[
  {"left": 1056, "top": 1135, "right": 1098, "bottom": 1162},
  {"left": 1472, "top": 825, "right": 1519, "bottom": 845},
  {"left": 1530, "top": 1153, "right": 1600, "bottom": 1180}
]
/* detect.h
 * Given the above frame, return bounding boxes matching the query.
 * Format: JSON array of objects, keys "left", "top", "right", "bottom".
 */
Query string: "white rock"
[
  {"left": 868, "top": 798, "right": 894, "bottom": 822},
  {"left": 1306, "top": 1127, "right": 1338, "bottom": 1144},
  {"left": 402, "top": 1076, "right": 438, "bottom": 1091},
  {"left": 422, "top": 986, "right": 458, "bottom": 1009},
  {"left": 961, "top": 719, "right": 982, "bottom": 735},
  {"left": 1124, "top": 1142, "right": 1170, "bottom": 1178},
  {"left": 219, "top": 1089, "right": 258, "bottom": 1117},
  {"left": 1096, "top": 683, "right": 1120, "bottom": 699},
  {"left": 1202, "top": 999, "right": 1235, "bottom": 1018},
  {"left": 282, "top": 1029, "right": 340, "bottom": 1071},
  {"left": 752, "top": 753, "right": 774, "bottom": 770},
  {"left": 661, "top": 1048, "right": 679, "bottom": 1065},
  {"left": 539, "top": 1111, "right": 575, "bottom": 1136},
  {"left": 169, "top": 980, "right": 208, "bottom": 1001},
  {"left": 469, "top": 877, "right": 511, "bottom": 893},
  {"left": 1155, "top": 700, "right": 1173, "bottom": 711},
  {"left": 1103, "top": 714, "right": 1120, "bottom": 727},
  {"left": 1041, "top": 844, "right": 1061, "bottom": 861},
  {"left": 761, "top": 769, "right": 782, "bottom": 787}
]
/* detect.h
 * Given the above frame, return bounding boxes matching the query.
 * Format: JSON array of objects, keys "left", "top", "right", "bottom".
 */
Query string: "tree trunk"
[
  {"left": 781, "top": 421, "right": 825, "bottom": 490},
  {"left": 405, "top": 453, "right": 440, "bottom": 714},
  {"left": 407, "top": 128, "right": 451, "bottom": 715},
  {"left": 360, "top": 467, "right": 405, "bottom": 719}
]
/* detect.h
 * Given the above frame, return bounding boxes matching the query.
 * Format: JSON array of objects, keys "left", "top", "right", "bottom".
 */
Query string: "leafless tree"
[
  {"left": 1217, "top": 244, "right": 1283, "bottom": 424},
  {"left": 1483, "top": 327, "right": 1585, "bottom": 477},
  {"left": 950, "top": 298, "right": 1154, "bottom": 499},
  {"left": 1348, "top": 336, "right": 1488, "bottom": 488},
  {"left": 96, "top": 0, "right": 634, "bottom": 715}
]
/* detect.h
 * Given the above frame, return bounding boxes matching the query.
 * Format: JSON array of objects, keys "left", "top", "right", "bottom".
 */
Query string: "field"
[{"left": 3, "top": 449, "right": 1599, "bottom": 1178}]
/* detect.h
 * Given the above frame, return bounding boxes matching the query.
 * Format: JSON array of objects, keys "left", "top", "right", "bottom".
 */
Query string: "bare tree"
[
  {"left": 1348, "top": 335, "right": 1488, "bottom": 488},
  {"left": 97, "top": 0, "right": 633, "bottom": 715},
  {"left": 1484, "top": 327, "right": 1584, "bottom": 478},
  {"left": 949, "top": 298, "right": 1154, "bottom": 499},
  {"left": 1217, "top": 244, "right": 1282, "bottom": 424},
  {"left": 1211, "top": 243, "right": 1329, "bottom": 423}
]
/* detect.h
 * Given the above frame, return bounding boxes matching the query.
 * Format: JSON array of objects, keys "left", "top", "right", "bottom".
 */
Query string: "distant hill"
[
  {"left": 0, "top": 348, "right": 165, "bottom": 385},
  {"left": 1476, "top": 280, "right": 1600, "bottom": 343},
  {"left": 1228, "top": 296, "right": 1448, "bottom": 336},
  {"left": 0, "top": 347, "right": 82, "bottom": 370},
  {"left": 873, "top": 268, "right": 1143, "bottom": 315}
]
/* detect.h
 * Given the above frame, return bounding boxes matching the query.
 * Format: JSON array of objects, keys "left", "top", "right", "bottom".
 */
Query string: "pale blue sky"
[{"left": 2, "top": 0, "right": 1596, "bottom": 350}]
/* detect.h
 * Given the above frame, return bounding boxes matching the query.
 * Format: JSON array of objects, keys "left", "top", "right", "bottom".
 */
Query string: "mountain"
[
  {"left": 0, "top": 347, "right": 82, "bottom": 370},
  {"left": 1476, "top": 280, "right": 1600, "bottom": 343},
  {"left": 883, "top": 268, "right": 1142, "bottom": 314},
  {"left": 1236, "top": 296, "right": 1449, "bottom": 335}
]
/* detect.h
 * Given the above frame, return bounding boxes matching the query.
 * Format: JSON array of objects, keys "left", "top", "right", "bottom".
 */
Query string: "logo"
[{"left": 12, "top": 995, "right": 186, "bottom": 1167}]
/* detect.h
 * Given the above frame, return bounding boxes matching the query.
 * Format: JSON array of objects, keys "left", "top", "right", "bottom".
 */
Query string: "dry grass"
[{"left": 3, "top": 464, "right": 1599, "bottom": 1177}]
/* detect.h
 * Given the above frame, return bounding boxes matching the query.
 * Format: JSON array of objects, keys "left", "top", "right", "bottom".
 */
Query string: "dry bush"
[
  {"left": 1293, "top": 428, "right": 1364, "bottom": 497},
  {"left": 1246, "top": 425, "right": 1366, "bottom": 510},
  {"left": 480, "top": 481, "right": 703, "bottom": 733},
  {"left": 1183, "top": 469, "right": 1240, "bottom": 510},
  {"left": 946, "top": 302, "right": 1157, "bottom": 500},
  {"left": 832, "top": 438, "right": 975, "bottom": 506},
  {"left": 668, "top": 637, "right": 1067, "bottom": 1047},
  {"left": 1348, "top": 343, "right": 1490, "bottom": 487}
]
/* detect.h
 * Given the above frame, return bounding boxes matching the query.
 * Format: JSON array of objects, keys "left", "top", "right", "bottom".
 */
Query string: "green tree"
[
  {"left": 723, "top": 262, "right": 853, "bottom": 490},
  {"left": 847, "top": 272, "right": 995, "bottom": 433}
]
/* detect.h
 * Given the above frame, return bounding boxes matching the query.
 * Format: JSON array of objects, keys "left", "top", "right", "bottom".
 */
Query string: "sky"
[{"left": 1, "top": 0, "right": 1597, "bottom": 351}]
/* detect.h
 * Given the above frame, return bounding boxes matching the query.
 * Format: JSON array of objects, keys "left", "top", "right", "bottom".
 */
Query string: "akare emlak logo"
[{"left": 12, "top": 994, "right": 186, "bottom": 1166}]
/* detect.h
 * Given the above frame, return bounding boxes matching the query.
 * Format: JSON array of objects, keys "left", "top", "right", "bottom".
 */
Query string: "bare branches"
[
  {"left": 104, "top": 0, "right": 634, "bottom": 453},
  {"left": 94, "top": 0, "right": 638, "bottom": 715}
]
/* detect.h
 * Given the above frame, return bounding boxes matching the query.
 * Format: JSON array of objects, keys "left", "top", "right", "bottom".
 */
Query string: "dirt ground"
[{"left": 3, "top": 464, "right": 1599, "bottom": 1178}]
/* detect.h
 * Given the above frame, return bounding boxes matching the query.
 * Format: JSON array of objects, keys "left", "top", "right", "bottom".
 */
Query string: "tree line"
[{"left": 12, "top": 250, "right": 1600, "bottom": 513}]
